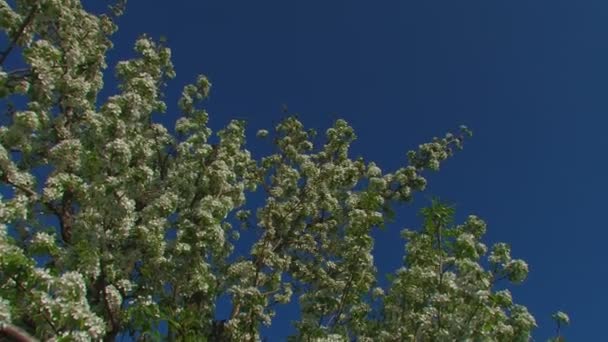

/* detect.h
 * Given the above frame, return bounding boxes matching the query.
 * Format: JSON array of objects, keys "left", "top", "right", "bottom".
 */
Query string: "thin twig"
[
  {"left": 12, "top": 276, "right": 61, "bottom": 336},
  {"left": 0, "top": 3, "right": 38, "bottom": 65},
  {"left": 2, "top": 175, "right": 38, "bottom": 198}
]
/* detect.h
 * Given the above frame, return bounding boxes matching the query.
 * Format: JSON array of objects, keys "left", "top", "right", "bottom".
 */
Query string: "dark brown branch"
[
  {"left": 57, "top": 190, "right": 74, "bottom": 244},
  {"left": 327, "top": 271, "right": 355, "bottom": 329},
  {"left": 153, "top": 134, "right": 168, "bottom": 181},
  {"left": 101, "top": 280, "right": 119, "bottom": 342},
  {"left": 0, "top": 323, "right": 39, "bottom": 342},
  {"left": 1, "top": 175, "right": 37, "bottom": 198},
  {"left": 0, "top": 3, "right": 38, "bottom": 66},
  {"left": 8, "top": 67, "right": 30, "bottom": 75},
  {"left": 209, "top": 320, "right": 228, "bottom": 342}
]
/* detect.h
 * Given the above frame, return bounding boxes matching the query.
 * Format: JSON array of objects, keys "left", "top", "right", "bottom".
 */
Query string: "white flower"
[
  {"left": 552, "top": 311, "right": 570, "bottom": 325},
  {"left": 105, "top": 285, "right": 122, "bottom": 313},
  {"left": 372, "top": 287, "right": 385, "bottom": 298},
  {"left": 367, "top": 163, "right": 382, "bottom": 177},
  {"left": 30, "top": 232, "right": 56, "bottom": 251},
  {"left": 0, "top": 297, "right": 11, "bottom": 323},
  {"left": 116, "top": 279, "right": 133, "bottom": 293},
  {"left": 49, "top": 139, "right": 82, "bottom": 169},
  {"left": 256, "top": 129, "right": 269, "bottom": 138},
  {"left": 14, "top": 111, "right": 39, "bottom": 130},
  {"left": 105, "top": 138, "right": 132, "bottom": 166},
  {"left": 313, "top": 334, "right": 348, "bottom": 342}
]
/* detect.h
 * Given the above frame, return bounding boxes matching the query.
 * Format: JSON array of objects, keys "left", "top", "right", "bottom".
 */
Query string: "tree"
[{"left": 0, "top": 1, "right": 567, "bottom": 341}]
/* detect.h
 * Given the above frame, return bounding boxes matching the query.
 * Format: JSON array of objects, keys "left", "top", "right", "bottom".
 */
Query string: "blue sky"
[{"left": 89, "top": 0, "right": 608, "bottom": 339}]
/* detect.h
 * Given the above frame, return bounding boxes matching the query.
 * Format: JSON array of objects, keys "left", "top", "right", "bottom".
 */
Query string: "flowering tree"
[{"left": 0, "top": 1, "right": 568, "bottom": 341}]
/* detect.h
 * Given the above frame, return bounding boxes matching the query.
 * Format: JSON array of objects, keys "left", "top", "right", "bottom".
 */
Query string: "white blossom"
[
  {"left": 256, "top": 129, "right": 269, "bottom": 138},
  {"left": 0, "top": 297, "right": 11, "bottom": 323}
]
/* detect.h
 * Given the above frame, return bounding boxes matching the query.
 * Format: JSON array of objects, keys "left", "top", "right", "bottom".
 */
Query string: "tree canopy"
[{"left": 0, "top": 1, "right": 567, "bottom": 341}]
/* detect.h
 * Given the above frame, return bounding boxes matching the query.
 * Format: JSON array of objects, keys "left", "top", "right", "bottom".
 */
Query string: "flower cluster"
[{"left": 377, "top": 201, "right": 538, "bottom": 341}]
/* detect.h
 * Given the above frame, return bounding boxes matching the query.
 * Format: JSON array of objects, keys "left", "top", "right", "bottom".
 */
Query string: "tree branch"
[
  {"left": 327, "top": 269, "right": 355, "bottom": 329},
  {"left": 1, "top": 175, "right": 37, "bottom": 198},
  {"left": 0, "top": 3, "right": 38, "bottom": 66},
  {"left": 0, "top": 322, "right": 39, "bottom": 342},
  {"left": 11, "top": 277, "right": 60, "bottom": 337},
  {"left": 435, "top": 217, "right": 444, "bottom": 332}
]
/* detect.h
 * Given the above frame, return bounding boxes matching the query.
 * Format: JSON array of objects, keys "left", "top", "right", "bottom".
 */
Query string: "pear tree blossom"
[{"left": 0, "top": 1, "right": 568, "bottom": 341}]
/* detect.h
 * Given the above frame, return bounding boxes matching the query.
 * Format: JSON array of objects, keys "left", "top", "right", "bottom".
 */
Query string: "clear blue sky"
[{"left": 91, "top": 0, "right": 606, "bottom": 340}]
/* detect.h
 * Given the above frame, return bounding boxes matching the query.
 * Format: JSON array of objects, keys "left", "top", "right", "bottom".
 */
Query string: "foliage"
[{"left": 0, "top": 1, "right": 567, "bottom": 341}]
